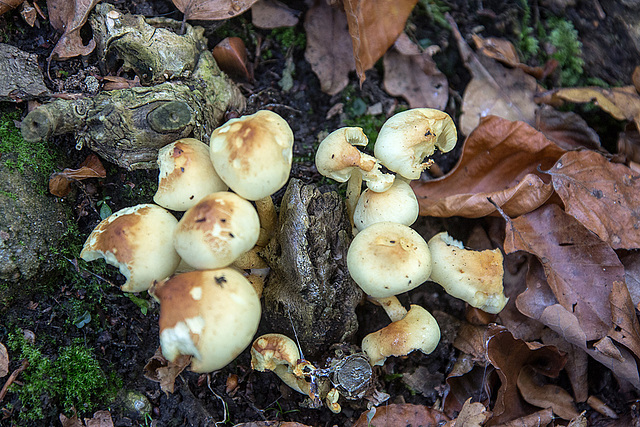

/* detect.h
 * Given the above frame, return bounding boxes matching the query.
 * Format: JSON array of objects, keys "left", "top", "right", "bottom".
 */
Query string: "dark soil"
[{"left": 1, "top": 0, "right": 640, "bottom": 426}]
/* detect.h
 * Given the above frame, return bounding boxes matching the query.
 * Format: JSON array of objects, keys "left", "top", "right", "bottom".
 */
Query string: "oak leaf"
[
  {"left": 412, "top": 116, "right": 565, "bottom": 218},
  {"left": 171, "top": 0, "right": 258, "bottom": 20}
]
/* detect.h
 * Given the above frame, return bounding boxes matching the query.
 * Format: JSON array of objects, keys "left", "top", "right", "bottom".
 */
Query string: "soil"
[{"left": 1, "top": 1, "right": 640, "bottom": 426}]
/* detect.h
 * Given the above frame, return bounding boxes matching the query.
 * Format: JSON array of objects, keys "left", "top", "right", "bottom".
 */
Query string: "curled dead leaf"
[
  {"left": 171, "top": 0, "right": 258, "bottom": 20},
  {"left": 212, "top": 37, "right": 251, "bottom": 81},
  {"left": 517, "top": 365, "right": 579, "bottom": 420},
  {"left": 535, "top": 108, "right": 601, "bottom": 151},
  {"left": 48, "top": 0, "right": 99, "bottom": 60},
  {"left": 251, "top": 0, "right": 299, "bottom": 29},
  {"left": 143, "top": 347, "right": 191, "bottom": 394},
  {"left": 49, "top": 154, "right": 106, "bottom": 197},
  {"left": 0, "top": 0, "right": 25, "bottom": 16},
  {"left": 353, "top": 403, "right": 450, "bottom": 427}
]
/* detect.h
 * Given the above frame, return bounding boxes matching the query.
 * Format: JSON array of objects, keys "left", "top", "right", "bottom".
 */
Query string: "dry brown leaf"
[
  {"left": 586, "top": 396, "right": 618, "bottom": 419},
  {"left": 171, "top": 0, "right": 258, "bottom": 20},
  {"left": 0, "top": 0, "right": 25, "bottom": 16},
  {"left": 383, "top": 33, "right": 448, "bottom": 110},
  {"left": 444, "top": 354, "right": 496, "bottom": 417},
  {"left": 540, "top": 328, "right": 588, "bottom": 403},
  {"left": 448, "top": 16, "right": 538, "bottom": 136},
  {"left": 212, "top": 37, "right": 251, "bottom": 81},
  {"left": 343, "top": 0, "right": 418, "bottom": 85},
  {"left": 251, "top": 0, "right": 299, "bottom": 29},
  {"left": 304, "top": 1, "right": 354, "bottom": 95},
  {"left": 448, "top": 398, "right": 490, "bottom": 427},
  {"left": 102, "top": 75, "right": 141, "bottom": 91},
  {"left": 0, "top": 342, "right": 8, "bottom": 378},
  {"left": 517, "top": 365, "right": 579, "bottom": 420},
  {"left": 84, "top": 411, "right": 114, "bottom": 427},
  {"left": 49, "top": 154, "right": 106, "bottom": 197},
  {"left": 60, "top": 412, "right": 84, "bottom": 427},
  {"left": 234, "top": 423, "right": 311, "bottom": 427},
  {"left": 617, "top": 122, "right": 640, "bottom": 164},
  {"left": 353, "top": 403, "right": 450, "bottom": 427},
  {"left": 535, "top": 108, "right": 601, "bottom": 151},
  {"left": 492, "top": 408, "right": 553, "bottom": 427},
  {"left": 48, "top": 0, "right": 99, "bottom": 60},
  {"left": 143, "top": 347, "right": 191, "bottom": 394},
  {"left": 633, "top": 66, "right": 640, "bottom": 93},
  {"left": 536, "top": 85, "right": 640, "bottom": 130},
  {"left": 621, "top": 251, "right": 640, "bottom": 307},
  {"left": 412, "top": 116, "right": 565, "bottom": 218},
  {"left": 20, "top": 1, "right": 36, "bottom": 26},
  {"left": 548, "top": 150, "right": 640, "bottom": 249}
]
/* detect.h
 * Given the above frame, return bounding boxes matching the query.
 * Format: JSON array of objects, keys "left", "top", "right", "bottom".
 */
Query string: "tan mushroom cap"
[
  {"left": 353, "top": 179, "right": 419, "bottom": 231},
  {"left": 315, "top": 127, "right": 394, "bottom": 193},
  {"left": 154, "top": 138, "right": 227, "bottom": 211},
  {"left": 150, "top": 269, "right": 261, "bottom": 373},
  {"left": 362, "top": 304, "right": 440, "bottom": 366},
  {"left": 428, "top": 232, "right": 508, "bottom": 314},
  {"left": 80, "top": 204, "right": 180, "bottom": 292},
  {"left": 374, "top": 108, "right": 457, "bottom": 180},
  {"left": 347, "top": 221, "right": 432, "bottom": 298},
  {"left": 174, "top": 191, "right": 260, "bottom": 270},
  {"left": 209, "top": 110, "right": 293, "bottom": 201}
]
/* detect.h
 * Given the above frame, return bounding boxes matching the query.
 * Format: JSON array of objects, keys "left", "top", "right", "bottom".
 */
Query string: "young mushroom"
[
  {"left": 80, "top": 203, "right": 180, "bottom": 292},
  {"left": 353, "top": 178, "right": 419, "bottom": 231},
  {"left": 428, "top": 231, "right": 508, "bottom": 314},
  {"left": 374, "top": 108, "right": 457, "bottom": 180},
  {"left": 149, "top": 268, "right": 261, "bottom": 373},
  {"left": 362, "top": 304, "right": 440, "bottom": 366},
  {"left": 173, "top": 191, "right": 260, "bottom": 270},
  {"left": 154, "top": 138, "right": 227, "bottom": 211}
]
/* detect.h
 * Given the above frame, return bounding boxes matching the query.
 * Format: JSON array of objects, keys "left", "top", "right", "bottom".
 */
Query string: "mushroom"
[
  {"left": 347, "top": 221, "right": 432, "bottom": 298},
  {"left": 154, "top": 138, "right": 227, "bottom": 211},
  {"left": 361, "top": 304, "right": 440, "bottom": 366},
  {"left": 173, "top": 191, "right": 260, "bottom": 270},
  {"left": 428, "top": 231, "right": 508, "bottom": 314},
  {"left": 353, "top": 178, "right": 419, "bottom": 231},
  {"left": 374, "top": 108, "right": 457, "bottom": 180},
  {"left": 314, "top": 127, "right": 395, "bottom": 222},
  {"left": 149, "top": 268, "right": 261, "bottom": 373},
  {"left": 80, "top": 203, "right": 180, "bottom": 292}
]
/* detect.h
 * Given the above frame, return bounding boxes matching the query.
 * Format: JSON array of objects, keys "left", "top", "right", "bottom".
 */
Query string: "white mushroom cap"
[
  {"left": 353, "top": 179, "right": 419, "bottom": 231},
  {"left": 347, "top": 221, "right": 432, "bottom": 298},
  {"left": 428, "top": 231, "right": 507, "bottom": 314},
  {"left": 209, "top": 110, "right": 294, "bottom": 201},
  {"left": 173, "top": 191, "right": 260, "bottom": 270},
  {"left": 362, "top": 304, "right": 440, "bottom": 366},
  {"left": 154, "top": 138, "right": 228, "bottom": 211},
  {"left": 150, "top": 269, "right": 261, "bottom": 373},
  {"left": 315, "top": 127, "right": 394, "bottom": 193},
  {"left": 374, "top": 108, "right": 457, "bottom": 180},
  {"left": 80, "top": 204, "right": 180, "bottom": 292}
]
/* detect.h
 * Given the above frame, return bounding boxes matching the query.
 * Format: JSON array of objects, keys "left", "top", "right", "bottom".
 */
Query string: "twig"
[{"left": 0, "top": 360, "right": 29, "bottom": 403}]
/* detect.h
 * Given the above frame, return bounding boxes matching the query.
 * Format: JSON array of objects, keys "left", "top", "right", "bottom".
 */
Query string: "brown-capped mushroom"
[
  {"left": 428, "top": 231, "right": 508, "bottom": 314},
  {"left": 80, "top": 204, "right": 180, "bottom": 292},
  {"left": 150, "top": 269, "right": 261, "bottom": 373}
]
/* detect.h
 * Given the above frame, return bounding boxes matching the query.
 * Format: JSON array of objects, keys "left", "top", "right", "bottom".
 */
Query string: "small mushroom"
[
  {"left": 80, "top": 204, "right": 180, "bottom": 292},
  {"left": 362, "top": 304, "right": 440, "bottom": 366},
  {"left": 150, "top": 269, "right": 261, "bottom": 373},
  {"left": 347, "top": 221, "right": 432, "bottom": 298},
  {"left": 154, "top": 138, "right": 227, "bottom": 211},
  {"left": 428, "top": 231, "right": 508, "bottom": 314},
  {"left": 173, "top": 191, "right": 260, "bottom": 270},
  {"left": 374, "top": 108, "right": 457, "bottom": 180},
  {"left": 353, "top": 178, "right": 419, "bottom": 231}
]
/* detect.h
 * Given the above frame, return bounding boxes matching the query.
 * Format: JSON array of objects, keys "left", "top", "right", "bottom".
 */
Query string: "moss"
[
  {"left": 546, "top": 17, "right": 583, "bottom": 86},
  {"left": 271, "top": 27, "right": 306, "bottom": 50}
]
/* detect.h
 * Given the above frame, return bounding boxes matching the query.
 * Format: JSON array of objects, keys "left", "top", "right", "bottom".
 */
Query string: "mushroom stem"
[
  {"left": 255, "top": 196, "right": 278, "bottom": 247},
  {"left": 346, "top": 173, "right": 362, "bottom": 228},
  {"left": 369, "top": 296, "right": 407, "bottom": 322}
]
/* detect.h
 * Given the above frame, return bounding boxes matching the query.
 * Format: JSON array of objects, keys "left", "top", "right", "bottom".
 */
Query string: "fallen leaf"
[
  {"left": 535, "top": 108, "right": 601, "bottom": 151},
  {"left": 617, "top": 122, "right": 640, "bottom": 164},
  {"left": 143, "top": 347, "right": 191, "bottom": 394},
  {"left": 48, "top": 0, "right": 99, "bottom": 60},
  {"left": 448, "top": 16, "right": 538, "bottom": 136},
  {"left": 620, "top": 251, "right": 640, "bottom": 307},
  {"left": 449, "top": 398, "right": 491, "bottom": 427},
  {"left": 212, "top": 37, "right": 251, "bottom": 81},
  {"left": 84, "top": 411, "right": 114, "bottom": 427},
  {"left": 171, "top": 0, "right": 258, "bottom": 20},
  {"left": 540, "top": 328, "right": 588, "bottom": 403},
  {"left": 586, "top": 395, "right": 618, "bottom": 419},
  {"left": 234, "top": 423, "right": 311, "bottom": 427},
  {"left": 60, "top": 412, "right": 84, "bottom": 427},
  {"left": 304, "top": 1, "right": 354, "bottom": 95},
  {"left": 102, "top": 75, "right": 141, "bottom": 91},
  {"left": 383, "top": 33, "right": 448, "bottom": 110},
  {"left": 492, "top": 408, "right": 553, "bottom": 427},
  {"left": 517, "top": 365, "right": 579, "bottom": 420},
  {"left": 49, "top": 154, "right": 106, "bottom": 197},
  {"left": 412, "top": 116, "right": 565, "bottom": 218},
  {"left": 0, "top": 0, "right": 24, "bottom": 16},
  {"left": 548, "top": 150, "right": 640, "bottom": 249},
  {"left": 0, "top": 342, "right": 8, "bottom": 377},
  {"left": 20, "top": 1, "right": 36, "bottom": 26},
  {"left": 251, "top": 0, "right": 299, "bottom": 29},
  {"left": 353, "top": 403, "right": 450, "bottom": 427},
  {"left": 444, "top": 354, "right": 496, "bottom": 417},
  {"left": 343, "top": 0, "right": 419, "bottom": 85},
  {"left": 536, "top": 85, "right": 640, "bottom": 130}
]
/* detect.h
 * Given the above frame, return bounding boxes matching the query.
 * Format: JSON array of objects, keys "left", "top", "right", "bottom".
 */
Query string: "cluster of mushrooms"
[{"left": 79, "top": 107, "right": 509, "bottom": 413}]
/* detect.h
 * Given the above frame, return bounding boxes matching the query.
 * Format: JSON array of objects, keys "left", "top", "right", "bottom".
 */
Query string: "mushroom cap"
[
  {"left": 154, "top": 138, "right": 228, "bottom": 211},
  {"left": 374, "top": 108, "right": 457, "bottom": 180},
  {"left": 347, "top": 221, "right": 432, "bottom": 298},
  {"left": 150, "top": 268, "right": 261, "bottom": 373},
  {"left": 353, "top": 179, "right": 419, "bottom": 231},
  {"left": 209, "top": 110, "right": 293, "bottom": 201},
  {"left": 362, "top": 304, "right": 440, "bottom": 366},
  {"left": 250, "top": 333, "right": 310, "bottom": 395},
  {"left": 80, "top": 204, "right": 180, "bottom": 292},
  {"left": 173, "top": 191, "right": 260, "bottom": 270},
  {"left": 315, "top": 127, "right": 394, "bottom": 193},
  {"left": 428, "top": 231, "right": 507, "bottom": 314}
]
